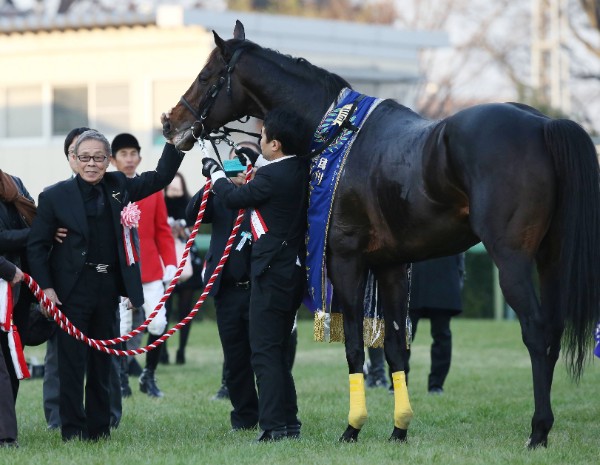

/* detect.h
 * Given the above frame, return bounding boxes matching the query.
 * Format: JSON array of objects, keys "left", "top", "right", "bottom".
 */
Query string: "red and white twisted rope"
[{"left": 24, "top": 166, "right": 252, "bottom": 356}]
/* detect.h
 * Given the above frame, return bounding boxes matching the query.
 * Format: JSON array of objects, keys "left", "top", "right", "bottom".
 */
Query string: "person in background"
[
  {"left": 404, "top": 254, "right": 465, "bottom": 394},
  {"left": 164, "top": 172, "right": 203, "bottom": 365},
  {"left": 0, "top": 168, "right": 35, "bottom": 448},
  {"left": 187, "top": 149, "right": 258, "bottom": 430},
  {"left": 28, "top": 125, "right": 184, "bottom": 441},
  {"left": 364, "top": 346, "right": 388, "bottom": 389},
  {"left": 208, "top": 141, "right": 262, "bottom": 401},
  {"left": 110, "top": 133, "right": 178, "bottom": 398}
]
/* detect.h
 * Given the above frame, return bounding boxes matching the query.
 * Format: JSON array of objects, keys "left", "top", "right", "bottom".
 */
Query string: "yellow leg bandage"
[
  {"left": 392, "top": 371, "right": 413, "bottom": 429},
  {"left": 348, "top": 373, "right": 368, "bottom": 429}
]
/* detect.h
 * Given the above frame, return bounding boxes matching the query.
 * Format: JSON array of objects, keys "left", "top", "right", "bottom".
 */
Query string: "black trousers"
[
  {"left": 249, "top": 266, "right": 302, "bottom": 432},
  {"left": 214, "top": 284, "right": 258, "bottom": 429},
  {"left": 404, "top": 309, "right": 452, "bottom": 390},
  {"left": 57, "top": 269, "right": 119, "bottom": 440},
  {"left": 0, "top": 332, "right": 18, "bottom": 441}
]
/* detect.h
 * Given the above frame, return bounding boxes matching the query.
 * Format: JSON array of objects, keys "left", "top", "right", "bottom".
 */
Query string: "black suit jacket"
[
  {"left": 410, "top": 254, "right": 465, "bottom": 315},
  {"left": 27, "top": 143, "right": 185, "bottom": 308},
  {"left": 0, "top": 175, "right": 34, "bottom": 305},
  {"left": 186, "top": 189, "right": 252, "bottom": 296},
  {"left": 211, "top": 157, "right": 308, "bottom": 279},
  {"left": 0, "top": 176, "right": 33, "bottom": 269},
  {"left": 0, "top": 256, "right": 16, "bottom": 282}
]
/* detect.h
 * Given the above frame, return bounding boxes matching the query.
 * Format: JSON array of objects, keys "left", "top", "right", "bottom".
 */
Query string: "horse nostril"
[{"left": 162, "top": 121, "right": 172, "bottom": 137}]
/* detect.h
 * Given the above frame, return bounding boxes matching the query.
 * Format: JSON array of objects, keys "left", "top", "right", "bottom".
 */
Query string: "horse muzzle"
[{"left": 173, "top": 128, "right": 197, "bottom": 152}]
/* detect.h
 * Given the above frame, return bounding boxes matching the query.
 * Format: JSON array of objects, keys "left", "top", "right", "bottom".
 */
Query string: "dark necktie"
[{"left": 93, "top": 185, "right": 105, "bottom": 216}]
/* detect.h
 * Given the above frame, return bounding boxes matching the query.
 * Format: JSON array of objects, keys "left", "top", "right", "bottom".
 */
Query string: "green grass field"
[{"left": 5, "top": 318, "right": 599, "bottom": 465}]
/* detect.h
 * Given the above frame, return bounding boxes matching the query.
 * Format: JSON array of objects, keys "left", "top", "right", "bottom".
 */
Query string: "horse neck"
[{"left": 239, "top": 51, "right": 343, "bottom": 131}]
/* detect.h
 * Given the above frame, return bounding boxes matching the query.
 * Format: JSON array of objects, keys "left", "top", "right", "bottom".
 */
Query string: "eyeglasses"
[{"left": 77, "top": 154, "right": 107, "bottom": 163}]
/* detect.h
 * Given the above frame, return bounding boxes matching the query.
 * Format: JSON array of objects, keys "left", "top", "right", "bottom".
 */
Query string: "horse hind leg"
[
  {"left": 491, "top": 247, "right": 555, "bottom": 448},
  {"left": 374, "top": 263, "right": 413, "bottom": 442},
  {"left": 526, "top": 238, "right": 565, "bottom": 448},
  {"left": 327, "top": 253, "right": 368, "bottom": 442}
]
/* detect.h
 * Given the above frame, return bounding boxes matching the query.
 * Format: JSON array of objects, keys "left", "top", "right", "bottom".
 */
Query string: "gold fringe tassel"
[
  {"left": 313, "top": 311, "right": 345, "bottom": 343},
  {"left": 314, "top": 312, "right": 385, "bottom": 347},
  {"left": 363, "top": 317, "right": 385, "bottom": 348}
]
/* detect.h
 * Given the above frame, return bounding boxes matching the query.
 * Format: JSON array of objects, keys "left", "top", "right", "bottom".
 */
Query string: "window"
[
  {"left": 95, "top": 84, "right": 130, "bottom": 134},
  {"left": 6, "top": 86, "right": 43, "bottom": 138},
  {"left": 52, "top": 86, "right": 88, "bottom": 136}
]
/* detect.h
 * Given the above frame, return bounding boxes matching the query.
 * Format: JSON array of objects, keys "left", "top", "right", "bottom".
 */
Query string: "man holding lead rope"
[{"left": 201, "top": 108, "right": 308, "bottom": 441}]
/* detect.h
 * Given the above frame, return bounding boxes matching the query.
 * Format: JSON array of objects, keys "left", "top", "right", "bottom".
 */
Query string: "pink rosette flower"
[{"left": 121, "top": 202, "right": 141, "bottom": 229}]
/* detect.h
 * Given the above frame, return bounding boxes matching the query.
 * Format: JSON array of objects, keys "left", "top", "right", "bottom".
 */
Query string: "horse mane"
[{"left": 225, "top": 38, "right": 351, "bottom": 101}]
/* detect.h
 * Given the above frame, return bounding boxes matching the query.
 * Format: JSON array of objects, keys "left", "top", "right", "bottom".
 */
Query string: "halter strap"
[{"left": 179, "top": 47, "right": 246, "bottom": 128}]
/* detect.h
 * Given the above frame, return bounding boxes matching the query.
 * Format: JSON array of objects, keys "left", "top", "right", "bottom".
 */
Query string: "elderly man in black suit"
[
  {"left": 28, "top": 124, "right": 185, "bottom": 441},
  {"left": 202, "top": 108, "right": 308, "bottom": 441}
]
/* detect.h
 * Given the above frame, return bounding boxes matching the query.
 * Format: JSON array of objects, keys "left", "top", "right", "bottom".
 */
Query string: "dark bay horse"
[{"left": 163, "top": 21, "right": 600, "bottom": 448}]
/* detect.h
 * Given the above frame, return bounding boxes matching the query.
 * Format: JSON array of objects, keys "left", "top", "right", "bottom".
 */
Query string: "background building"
[{"left": 0, "top": 6, "right": 446, "bottom": 199}]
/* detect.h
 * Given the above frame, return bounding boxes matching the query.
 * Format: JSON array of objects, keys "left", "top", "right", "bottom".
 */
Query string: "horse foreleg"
[
  {"left": 390, "top": 371, "right": 412, "bottom": 441},
  {"left": 328, "top": 253, "right": 368, "bottom": 442},
  {"left": 376, "top": 263, "right": 413, "bottom": 442},
  {"left": 342, "top": 304, "right": 367, "bottom": 442},
  {"left": 341, "top": 373, "right": 367, "bottom": 442}
]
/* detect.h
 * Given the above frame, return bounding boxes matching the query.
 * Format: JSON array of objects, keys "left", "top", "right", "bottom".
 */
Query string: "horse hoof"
[
  {"left": 389, "top": 427, "right": 408, "bottom": 442},
  {"left": 339, "top": 425, "right": 360, "bottom": 442},
  {"left": 526, "top": 435, "right": 548, "bottom": 449}
]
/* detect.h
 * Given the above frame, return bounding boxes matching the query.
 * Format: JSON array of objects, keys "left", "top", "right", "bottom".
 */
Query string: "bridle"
[
  {"left": 177, "top": 42, "right": 352, "bottom": 160},
  {"left": 179, "top": 47, "right": 246, "bottom": 141},
  {"left": 177, "top": 46, "right": 260, "bottom": 164}
]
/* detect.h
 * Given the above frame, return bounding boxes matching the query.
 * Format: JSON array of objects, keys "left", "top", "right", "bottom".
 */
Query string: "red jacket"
[{"left": 135, "top": 191, "right": 176, "bottom": 283}]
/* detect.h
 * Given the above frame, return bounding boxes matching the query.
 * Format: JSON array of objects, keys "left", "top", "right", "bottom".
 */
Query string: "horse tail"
[{"left": 544, "top": 118, "right": 600, "bottom": 381}]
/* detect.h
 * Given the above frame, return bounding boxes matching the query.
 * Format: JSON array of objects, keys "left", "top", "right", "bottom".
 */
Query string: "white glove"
[
  {"left": 119, "top": 298, "right": 133, "bottom": 336},
  {"left": 162, "top": 264, "right": 177, "bottom": 284}
]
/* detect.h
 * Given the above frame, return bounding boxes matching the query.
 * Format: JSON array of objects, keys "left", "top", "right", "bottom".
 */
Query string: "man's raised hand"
[
  {"left": 235, "top": 147, "right": 260, "bottom": 166},
  {"left": 201, "top": 158, "right": 223, "bottom": 178}
]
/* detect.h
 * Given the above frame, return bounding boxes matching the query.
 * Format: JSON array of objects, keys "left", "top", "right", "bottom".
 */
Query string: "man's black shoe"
[
  {"left": 139, "top": 368, "right": 164, "bottom": 398},
  {"left": 176, "top": 349, "right": 185, "bottom": 365},
  {"left": 121, "top": 383, "right": 132, "bottom": 398},
  {"left": 428, "top": 386, "right": 444, "bottom": 395},
  {"left": 256, "top": 428, "right": 287, "bottom": 442},
  {"left": 211, "top": 383, "right": 229, "bottom": 400},
  {"left": 0, "top": 439, "right": 18, "bottom": 448},
  {"left": 287, "top": 423, "right": 301, "bottom": 439},
  {"left": 366, "top": 375, "right": 389, "bottom": 389}
]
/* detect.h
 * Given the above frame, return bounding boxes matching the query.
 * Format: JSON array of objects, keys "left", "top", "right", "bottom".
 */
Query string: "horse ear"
[
  {"left": 233, "top": 20, "right": 245, "bottom": 41},
  {"left": 213, "top": 30, "right": 227, "bottom": 53}
]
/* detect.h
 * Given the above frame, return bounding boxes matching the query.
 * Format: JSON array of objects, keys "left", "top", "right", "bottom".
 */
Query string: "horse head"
[
  {"left": 165, "top": 20, "right": 348, "bottom": 152},
  {"left": 165, "top": 21, "right": 258, "bottom": 151}
]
